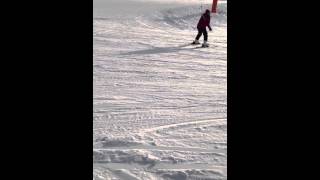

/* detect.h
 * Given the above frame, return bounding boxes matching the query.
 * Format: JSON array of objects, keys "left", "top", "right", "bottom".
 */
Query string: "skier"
[{"left": 192, "top": 9, "right": 212, "bottom": 47}]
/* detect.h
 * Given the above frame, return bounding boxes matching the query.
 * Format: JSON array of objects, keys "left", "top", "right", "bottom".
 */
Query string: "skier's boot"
[
  {"left": 191, "top": 40, "right": 200, "bottom": 45},
  {"left": 202, "top": 41, "right": 209, "bottom": 47}
]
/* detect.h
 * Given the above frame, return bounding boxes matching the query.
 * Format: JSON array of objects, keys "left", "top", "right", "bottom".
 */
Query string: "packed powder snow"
[{"left": 93, "top": 0, "right": 227, "bottom": 179}]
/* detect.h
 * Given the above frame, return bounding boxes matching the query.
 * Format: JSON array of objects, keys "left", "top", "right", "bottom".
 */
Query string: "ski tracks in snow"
[{"left": 93, "top": 1, "right": 227, "bottom": 179}]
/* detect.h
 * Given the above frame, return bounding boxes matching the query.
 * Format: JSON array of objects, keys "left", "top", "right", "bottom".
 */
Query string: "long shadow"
[{"left": 119, "top": 43, "right": 195, "bottom": 56}]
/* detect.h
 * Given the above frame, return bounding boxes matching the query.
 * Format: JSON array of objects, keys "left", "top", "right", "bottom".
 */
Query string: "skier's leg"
[
  {"left": 202, "top": 30, "right": 209, "bottom": 47},
  {"left": 195, "top": 28, "right": 202, "bottom": 40},
  {"left": 192, "top": 28, "right": 202, "bottom": 44},
  {"left": 203, "top": 30, "right": 208, "bottom": 41}
]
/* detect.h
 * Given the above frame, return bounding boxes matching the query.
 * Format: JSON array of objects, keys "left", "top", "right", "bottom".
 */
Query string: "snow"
[{"left": 93, "top": 0, "right": 227, "bottom": 179}]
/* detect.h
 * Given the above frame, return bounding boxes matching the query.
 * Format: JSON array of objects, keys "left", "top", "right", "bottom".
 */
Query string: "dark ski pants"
[{"left": 195, "top": 27, "right": 208, "bottom": 41}]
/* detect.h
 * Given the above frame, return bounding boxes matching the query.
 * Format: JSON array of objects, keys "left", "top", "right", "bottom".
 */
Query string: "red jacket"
[{"left": 197, "top": 13, "right": 211, "bottom": 29}]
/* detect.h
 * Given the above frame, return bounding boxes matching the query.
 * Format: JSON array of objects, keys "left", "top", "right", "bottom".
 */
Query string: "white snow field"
[{"left": 93, "top": 0, "right": 227, "bottom": 179}]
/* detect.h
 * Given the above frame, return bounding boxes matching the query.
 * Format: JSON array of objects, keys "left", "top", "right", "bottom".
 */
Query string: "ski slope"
[{"left": 93, "top": 0, "right": 227, "bottom": 179}]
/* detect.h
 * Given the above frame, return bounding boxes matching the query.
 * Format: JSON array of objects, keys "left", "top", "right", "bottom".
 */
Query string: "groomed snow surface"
[{"left": 93, "top": 0, "right": 227, "bottom": 179}]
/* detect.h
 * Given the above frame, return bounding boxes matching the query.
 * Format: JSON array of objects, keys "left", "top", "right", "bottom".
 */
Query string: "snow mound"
[
  {"left": 156, "top": 169, "right": 225, "bottom": 180},
  {"left": 95, "top": 137, "right": 143, "bottom": 148},
  {"left": 93, "top": 149, "right": 160, "bottom": 166},
  {"left": 138, "top": 2, "right": 227, "bottom": 30}
]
